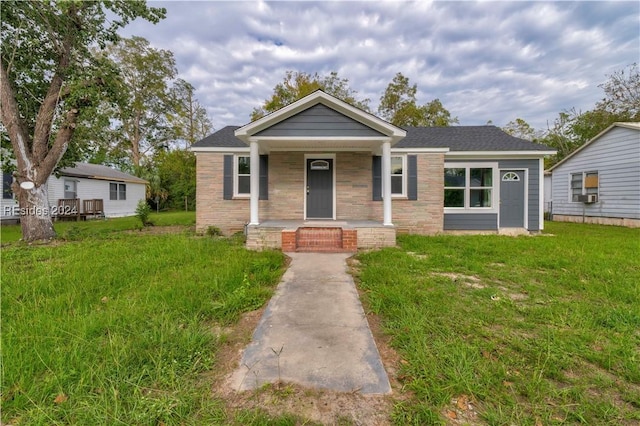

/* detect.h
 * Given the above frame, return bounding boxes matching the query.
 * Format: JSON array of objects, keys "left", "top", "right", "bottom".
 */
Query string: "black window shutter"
[
  {"left": 223, "top": 155, "right": 233, "bottom": 200},
  {"left": 372, "top": 156, "right": 382, "bottom": 201},
  {"left": 259, "top": 155, "right": 268, "bottom": 200},
  {"left": 407, "top": 155, "right": 418, "bottom": 200}
]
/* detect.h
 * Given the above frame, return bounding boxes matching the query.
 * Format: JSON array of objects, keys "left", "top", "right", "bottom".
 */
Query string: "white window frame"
[
  {"left": 234, "top": 155, "right": 251, "bottom": 198},
  {"left": 64, "top": 179, "right": 78, "bottom": 199},
  {"left": 444, "top": 162, "right": 498, "bottom": 213},
  {"left": 569, "top": 171, "right": 599, "bottom": 203},
  {"left": 109, "top": 182, "right": 126, "bottom": 201},
  {"left": 382, "top": 155, "right": 407, "bottom": 198}
]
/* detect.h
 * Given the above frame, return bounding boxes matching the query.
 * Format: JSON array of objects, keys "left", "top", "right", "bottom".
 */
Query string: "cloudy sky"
[{"left": 119, "top": 1, "right": 639, "bottom": 132}]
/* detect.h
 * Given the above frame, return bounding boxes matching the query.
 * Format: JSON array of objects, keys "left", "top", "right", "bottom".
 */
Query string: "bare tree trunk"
[{"left": 16, "top": 183, "right": 56, "bottom": 241}]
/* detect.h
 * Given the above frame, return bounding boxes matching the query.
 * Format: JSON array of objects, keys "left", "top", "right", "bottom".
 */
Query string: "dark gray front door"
[
  {"left": 500, "top": 170, "right": 525, "bottom": 227},
  {"left": 306, "top": 159, "right": 333, "bottom": 219}
]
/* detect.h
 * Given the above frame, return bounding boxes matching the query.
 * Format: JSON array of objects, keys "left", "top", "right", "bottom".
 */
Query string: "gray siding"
[
  {"left": 444, "top": 213, "right": 497, "bottom": 230},
  {"left": 499, "top": 159, "right": 540, "bottom": 230},
  {"left": 551, "top": 126, "right": 640, "bottom": 219},
  {"left": 443, "top": 159, "right": 542, "bottom": 230},
  {"left": 256, "top": 104, "right": 384, "bottom": 137}
]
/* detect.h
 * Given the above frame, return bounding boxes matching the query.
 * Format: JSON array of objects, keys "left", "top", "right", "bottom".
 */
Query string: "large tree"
[
  {"left": 105, "top": 36, "right": 178, "bottom": 169},
  {"left": 541, "top": 63, "right": 639, "bottom": 167},
  {"left": 250, "top": 71, "right": 370, "bottom": 121},
  {"left": 0, "top": 1, "right": 165, "bottom": 241},
  {"left": 170, "top": 79, "right": 213, "bottom": 148},
  {"left": 502, "top": 118, "right": 541, "bottom": 141},
  {"left": 378, "top": 72, "right": 458, "bottom": 126}
]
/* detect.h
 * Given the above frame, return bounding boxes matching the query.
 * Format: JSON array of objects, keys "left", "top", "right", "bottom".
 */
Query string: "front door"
[
  {"left": 500, "top": 170, "right": 525, "bottom": 227},
  {"left": 306, "top": 159, "right": 333, "bottom": 219}
]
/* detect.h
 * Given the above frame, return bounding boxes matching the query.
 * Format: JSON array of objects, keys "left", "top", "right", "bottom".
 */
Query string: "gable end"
[{"left": 255, "top": 104, "right": 385, "bottom": 137}]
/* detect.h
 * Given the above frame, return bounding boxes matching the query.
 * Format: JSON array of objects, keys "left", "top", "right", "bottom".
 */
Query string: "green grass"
[
  {"left": 356, "top": 222, "right": 640, "bottom": 425},
  {"left": 1, "top": 221, "right": 297, "bottom": 424},
  {"left": 1, "top": 211, "right": 195, "bottom": 244}
]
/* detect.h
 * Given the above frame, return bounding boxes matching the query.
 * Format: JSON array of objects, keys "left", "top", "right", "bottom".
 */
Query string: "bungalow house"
[
  {"left": 2, "top": 162, "right": 148, "bottom": 221},
  {"left": 192, "top": 91, "right": 555, "bottom": 251},
  {"left": 547, "top": 122, "right": 640, "bottom": 228}
]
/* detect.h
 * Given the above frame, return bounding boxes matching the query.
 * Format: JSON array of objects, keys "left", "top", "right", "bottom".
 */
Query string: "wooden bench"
[
  {"left": 57, "top": 198, "right": 80, "bottom": 221},
  {"left": 82, "top": 199, "right": 105, "bottom": 219}
]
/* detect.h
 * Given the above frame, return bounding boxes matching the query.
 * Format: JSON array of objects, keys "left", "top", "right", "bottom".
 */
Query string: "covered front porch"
[{"left": 245, "top": 220, "right": 396, "bottom": 252}]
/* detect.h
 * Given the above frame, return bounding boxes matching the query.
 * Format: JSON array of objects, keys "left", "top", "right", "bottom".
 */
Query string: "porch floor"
[
  {"left": 246, "top": 220, "right": 396, "bottom": 252},
  {"left": 256, "top": 219, "right": 391, "bottom": 229}
]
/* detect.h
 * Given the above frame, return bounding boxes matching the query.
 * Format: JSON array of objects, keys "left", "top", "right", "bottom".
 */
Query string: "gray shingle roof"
[
  {"left": 397, "top": 126, "right": 552, "bottom": 151},
  {"left": 192, "top": 126, "right": 244, "bottom": 148},
  {"left": 192, "top": 125, "right": 553, "bottom": 152},
  {"left": 59, "top": 163, "right": 148, "bottom": 184}
]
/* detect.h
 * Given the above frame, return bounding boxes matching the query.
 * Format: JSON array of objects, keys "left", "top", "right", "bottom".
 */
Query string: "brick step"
[{"left": 281, "top": 227, "right": 357, "bottom": 253}]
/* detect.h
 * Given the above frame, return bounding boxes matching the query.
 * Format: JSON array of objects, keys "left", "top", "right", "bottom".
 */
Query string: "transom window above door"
[{"left": 309, "top": 160, "right": 330, "bottom": 170}]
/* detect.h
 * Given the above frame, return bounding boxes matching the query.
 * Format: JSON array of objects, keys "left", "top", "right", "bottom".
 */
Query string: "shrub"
[
  {"left": 206, "top": 225, "right": 222, "bottom": 237},
  {"left": 135, "top": 200, "right": 153, "bottom": 227}
]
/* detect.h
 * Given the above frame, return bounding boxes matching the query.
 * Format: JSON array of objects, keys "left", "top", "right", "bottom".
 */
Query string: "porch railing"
[{"left": 56, "top": 198, "right": 104, "bottom": 221}]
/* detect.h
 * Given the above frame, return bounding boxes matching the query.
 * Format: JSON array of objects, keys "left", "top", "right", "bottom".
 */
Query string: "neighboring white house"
[
  {"left": 543, "top": 171, "right": 552, "bottom": 215},
  {"left": 1, "top": 170, "right": 19, "bottom": 220},
  {"left": 49, "top": 163, "right": 148, "bottom": 217},
  {"left": 547, "top": 122, "right": 640, "bottom": 227},
  {"left": 1, "top": 162, "right": 148, "bottom": 220}
]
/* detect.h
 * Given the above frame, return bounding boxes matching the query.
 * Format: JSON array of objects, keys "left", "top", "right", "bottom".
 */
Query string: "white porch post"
[
  {"left": 382, "top": 140, "right": 393, "bottom": 226},
  {"left": 249, "top": 140, "right": 260, "bottom": 225}
]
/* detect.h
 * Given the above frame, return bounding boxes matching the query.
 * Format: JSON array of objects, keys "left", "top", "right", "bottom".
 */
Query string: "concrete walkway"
[{"left": 228, "top": 253, "right": 391, "bottom": 394}]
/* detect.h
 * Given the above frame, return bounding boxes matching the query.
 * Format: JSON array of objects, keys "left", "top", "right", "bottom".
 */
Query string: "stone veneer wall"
[
  {"left": 392, "top": 153, "right": 445, "bottom": 234},
  {"left": 196, "top": 151, "right": 445, "bottom": 236}
]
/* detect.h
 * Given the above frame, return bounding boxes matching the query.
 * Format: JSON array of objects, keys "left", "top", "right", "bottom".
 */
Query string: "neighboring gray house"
[
  {"left": 547, "top": 122, "right": 640, "bottom": 227},
  {"left": 192, "top": 90, "right": 555, "bottom": 251}
]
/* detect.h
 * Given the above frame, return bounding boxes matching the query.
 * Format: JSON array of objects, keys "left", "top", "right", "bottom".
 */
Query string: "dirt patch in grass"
[
  {"left": 203, "top": 258, "right": 405, "bottom": 425},
  {"left": 431, "top": 272, "right": 488, "bottom": 289},
  {"left": 123, "top": 225, "right": 194, "bottom": 235}
]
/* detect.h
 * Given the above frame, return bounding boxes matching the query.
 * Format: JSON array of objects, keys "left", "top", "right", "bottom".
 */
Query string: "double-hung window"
[
  {"left": 390, "top": 155, "right": 406, "bottom": 197},
  {"left": 235, "top": 155, "right": 251, "bottom": 197},
  {"left": 444, "top": 163, "right": 495, "bottom": 210},
  {"left": 110, "top": 183, "right": 126, "bottom": 200},
  {"left": 571, "top": 171, "right": 598, "bottom": 202}
]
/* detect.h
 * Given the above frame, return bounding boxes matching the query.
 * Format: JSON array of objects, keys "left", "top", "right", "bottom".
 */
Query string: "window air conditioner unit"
[{"left": 586, "top": 194, "right": 597, "bottom": 203}]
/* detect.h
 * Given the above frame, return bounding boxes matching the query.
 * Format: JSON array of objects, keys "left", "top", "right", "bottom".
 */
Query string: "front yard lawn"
[
  {"left": 1, "top": 228, "right": 290, "bottom": 424},
  {"left": 356, "top": 222, "right": 640, "bottom": 425},
  {"left": 2, "top": 219, "right": 638, "bottom": 425}
]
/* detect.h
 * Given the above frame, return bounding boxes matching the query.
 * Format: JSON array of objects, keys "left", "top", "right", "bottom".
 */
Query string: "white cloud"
[{"left": 119, "top": 0, "right": 639, "bottom": 132}]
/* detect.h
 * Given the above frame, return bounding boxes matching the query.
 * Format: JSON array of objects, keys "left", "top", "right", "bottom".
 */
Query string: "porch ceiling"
[{"left": 255, "top": 137, "right": 390, "bottom": 153}]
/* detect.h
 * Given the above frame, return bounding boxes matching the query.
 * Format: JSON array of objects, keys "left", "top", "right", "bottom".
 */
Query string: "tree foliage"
[
  {"left": 144, "top": 149, "right": 196, "bottom": 211},
  {"left": 598, "top": 62, "right": 639, "bottom": 118},
  {"left": 250, "top": 71, "right": 370, "bottom": 121},
  {"left": 104, "top": 36, "right": 178, "bottom": 168},
  {"left": 0, "top": 0, "right": 165, "bottom": 241},
  {"left": 170, "top": 79, "right": 213, "bottom": 148},
  {"left": 502, "top": 118, "right": 540, "bottom": 141},
  {"left": 378, "top": 73, "right": 458, "bottom": 126}
]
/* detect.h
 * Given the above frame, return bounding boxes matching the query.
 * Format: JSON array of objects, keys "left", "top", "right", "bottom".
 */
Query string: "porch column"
[
  {"left": 249, "top": 140, "right": 260, "bottom": 225},
  {"left": 382, "top": 140, "right": 393, "bottom": 226}
]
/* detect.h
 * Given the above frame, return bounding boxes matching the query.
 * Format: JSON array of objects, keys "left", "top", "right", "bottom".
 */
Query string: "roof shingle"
[{"left": 193, "top": 125, "right": 553, "bottom": 152}]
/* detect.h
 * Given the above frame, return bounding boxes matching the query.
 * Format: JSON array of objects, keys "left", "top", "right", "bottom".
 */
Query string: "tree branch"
[
  {"left": 39, "top": 107, "right": 79, "bottom": 184},
  {"left": 32, "top": 3, "right": 80, "bottom": 163},
  {"left": 0, "top": 58, "right": 31, "bottom": 172}
]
